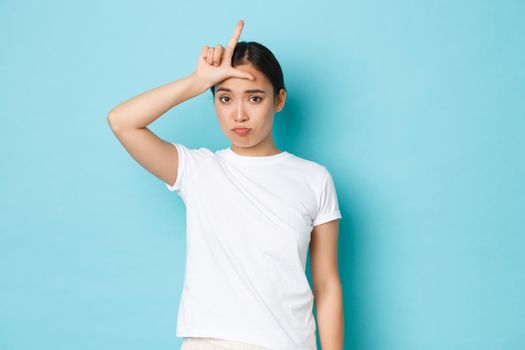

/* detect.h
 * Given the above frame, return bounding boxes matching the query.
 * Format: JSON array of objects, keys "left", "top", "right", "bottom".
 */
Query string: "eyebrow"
[{"left": 215, "top": 87, "right": 267, "bottom": 94}]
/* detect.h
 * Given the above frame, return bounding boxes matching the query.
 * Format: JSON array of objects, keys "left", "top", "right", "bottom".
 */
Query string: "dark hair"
[{"left": 210, "top": 41, "right": 286, "bottom": 102}]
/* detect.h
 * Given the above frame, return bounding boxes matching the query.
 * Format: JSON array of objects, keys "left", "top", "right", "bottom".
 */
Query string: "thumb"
[{"left": 230, "top": 68, "right": 255, "bottom": 81}]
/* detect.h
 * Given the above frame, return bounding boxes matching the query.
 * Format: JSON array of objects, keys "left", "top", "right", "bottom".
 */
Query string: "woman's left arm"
[{"left": 310, "top": 219, "right": 344, "bottom": 350}]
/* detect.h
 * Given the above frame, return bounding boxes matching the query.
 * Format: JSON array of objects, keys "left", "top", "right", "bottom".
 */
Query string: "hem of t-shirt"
[
  {"left": 176, "top": 327, "right": 316, "bottom": 350},
  {"left": 176, "top": 328, "right": 274, "bottom": 349},
  {"left": 165, "top": 143, "right": 184, "bottom": 192},
  {"left": 312, "top": 210, "right": 342, "bottom": 227},
  {"left": 165, "top": 180, "right": 180, "bottom": 192}
]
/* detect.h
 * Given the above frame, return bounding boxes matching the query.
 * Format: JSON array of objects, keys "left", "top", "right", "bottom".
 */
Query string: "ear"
[{"left": 274, "top": 88, "right": 287, "bottom": 112}]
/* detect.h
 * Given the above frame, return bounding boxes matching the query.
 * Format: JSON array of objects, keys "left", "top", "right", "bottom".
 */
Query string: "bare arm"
[
  {"left": 107, "top": 73, "right": 210, "bottom": 187},
  {"left": 106, "top": 20, "right": 254, "bottom": 188},
  {"left": 107, "top": 73, "right": 208, "bottom": 132},
  {"left": 310, "top": 219, "right": 344, "bottom": 350}
]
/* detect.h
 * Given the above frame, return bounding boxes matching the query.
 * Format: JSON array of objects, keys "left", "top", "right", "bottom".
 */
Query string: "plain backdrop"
[{"left": 1, "top": 0, "right": 524, "bottom": 349}]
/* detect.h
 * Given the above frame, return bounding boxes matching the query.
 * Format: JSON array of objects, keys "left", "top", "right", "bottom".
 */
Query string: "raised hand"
[{"left": 192, "top": 20, "right": 255, "bottom": 89}]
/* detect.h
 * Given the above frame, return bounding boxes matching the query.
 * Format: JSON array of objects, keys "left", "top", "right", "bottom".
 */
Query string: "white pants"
[{"left": 181, "top": 337, "right": 272, "bottom": 350}]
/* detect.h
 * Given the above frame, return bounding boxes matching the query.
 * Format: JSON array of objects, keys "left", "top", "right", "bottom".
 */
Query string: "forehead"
[{"left": 216, "top": 64, "right": 271, "bottom": 91}]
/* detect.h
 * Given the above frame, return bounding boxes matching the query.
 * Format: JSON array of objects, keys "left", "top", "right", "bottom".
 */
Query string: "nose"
[{"left": 234, "top": 103, "right": 248, "bottom": 122}]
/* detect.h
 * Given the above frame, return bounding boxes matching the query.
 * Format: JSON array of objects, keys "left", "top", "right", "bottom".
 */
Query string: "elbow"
[
  {"left": 313, "top": 277, "right": 342, "bottom": 299},
  {"left": 107, "top": 111, "right": 122, "bottom": 133}
]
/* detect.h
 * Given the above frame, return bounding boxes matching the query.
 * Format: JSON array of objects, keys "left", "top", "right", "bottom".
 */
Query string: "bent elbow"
[{"left": 107, "top": 112, "right": 122, "bottom": 133}]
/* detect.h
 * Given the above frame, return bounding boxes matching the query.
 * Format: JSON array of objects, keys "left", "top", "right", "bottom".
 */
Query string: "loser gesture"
[{"left": 193, "top": 20, "right": 255, "bottom": 89}]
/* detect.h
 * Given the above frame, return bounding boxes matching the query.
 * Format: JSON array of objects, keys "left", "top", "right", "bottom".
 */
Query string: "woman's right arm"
[
  {"left": 107, "top": 73, "right": 209, "bottom": 132},
  {"left": 107, "top": 73, "right": 210, "bottom": 188},
  {"left": 107, "top": 19, "right": 254, "bottom": 188}
]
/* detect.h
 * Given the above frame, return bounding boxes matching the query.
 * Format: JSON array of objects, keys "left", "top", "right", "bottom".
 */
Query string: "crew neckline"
[{"left": 220, "top": 146, "right": 292, "bottom": 165}]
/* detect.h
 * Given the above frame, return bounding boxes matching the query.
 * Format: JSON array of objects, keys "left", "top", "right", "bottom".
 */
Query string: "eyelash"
[{"left": 218, "top": 96, "right": 262, "bottom": 103}]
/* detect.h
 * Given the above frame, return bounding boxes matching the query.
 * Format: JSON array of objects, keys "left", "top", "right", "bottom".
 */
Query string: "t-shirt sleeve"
[
  {"left": 312, "top": 167, "right": 342, "bottom": 227},
  {"left": 165, "top": 143, "right": 213, "bottom": 196}
]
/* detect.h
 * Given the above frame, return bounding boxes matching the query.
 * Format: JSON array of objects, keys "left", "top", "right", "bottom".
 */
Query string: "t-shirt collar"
[{"left": 220, "top": 146, "right": 292, "bottom": 165}]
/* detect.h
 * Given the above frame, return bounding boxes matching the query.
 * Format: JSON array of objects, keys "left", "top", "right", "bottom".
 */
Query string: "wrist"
[{"left": 189, "top": 72, "right": 212, "bottom": 92}]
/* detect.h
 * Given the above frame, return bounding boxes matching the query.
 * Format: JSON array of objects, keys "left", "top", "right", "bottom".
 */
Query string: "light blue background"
[{"left": 1, "top": 0, "right": 524, "bottom": 349}]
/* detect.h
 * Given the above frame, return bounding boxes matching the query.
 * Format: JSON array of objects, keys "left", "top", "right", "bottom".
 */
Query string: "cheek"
[
  {"left": 214, "top": 104, "right": 227, "bottom": 119},
  {"left": 216, "top": 115, "right": 228, "bottom": 127}
]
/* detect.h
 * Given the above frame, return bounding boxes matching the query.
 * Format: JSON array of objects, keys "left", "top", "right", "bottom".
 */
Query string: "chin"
[{"left": 231, "top": 140, "right": 251, "bottom": 147}]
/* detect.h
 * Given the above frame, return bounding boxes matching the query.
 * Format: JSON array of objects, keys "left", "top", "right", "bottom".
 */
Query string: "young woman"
[{"left": 108, "top": 20, "right": 344, "bottom": 350}]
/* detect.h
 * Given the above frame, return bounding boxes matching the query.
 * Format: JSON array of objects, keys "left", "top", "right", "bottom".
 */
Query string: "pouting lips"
[{"left": 232, "top": 128, "right": 251, "bottom": 136}]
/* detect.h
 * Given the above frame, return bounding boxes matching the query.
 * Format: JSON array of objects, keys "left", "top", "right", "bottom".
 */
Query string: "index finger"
[{"left": 226, "top": 20, "right": 245, "bottom": 49}]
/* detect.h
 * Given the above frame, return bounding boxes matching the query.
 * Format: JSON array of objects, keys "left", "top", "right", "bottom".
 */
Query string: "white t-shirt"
[{"left": 165, "top": 143, "right": 342, "bottom": 350}]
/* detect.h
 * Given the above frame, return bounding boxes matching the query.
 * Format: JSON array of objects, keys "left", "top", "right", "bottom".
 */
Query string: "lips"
[{"left": 232, "top": 128, "right": 251, "bottom": 136}]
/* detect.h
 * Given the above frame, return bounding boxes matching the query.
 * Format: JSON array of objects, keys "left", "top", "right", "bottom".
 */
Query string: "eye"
[
  {"left": 218, "top": 96, "right": 230, "bottom": 103},
  {"left": 250, "top": 96, "right": 263, "bottom": 103}
]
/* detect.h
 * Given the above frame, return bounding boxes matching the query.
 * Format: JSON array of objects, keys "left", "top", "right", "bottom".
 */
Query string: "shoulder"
[
  {"left": 173, "top": 143, "right": 215, "bottom": 156},
  {"left": 285, "top": 152, "right": 330, "bottom": 178},
  {"left": 171, "top": 143, "right": 216, "bottom": 163},
  {"left": 281, "top": 153, "right": 337, "bottom": 197}
]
